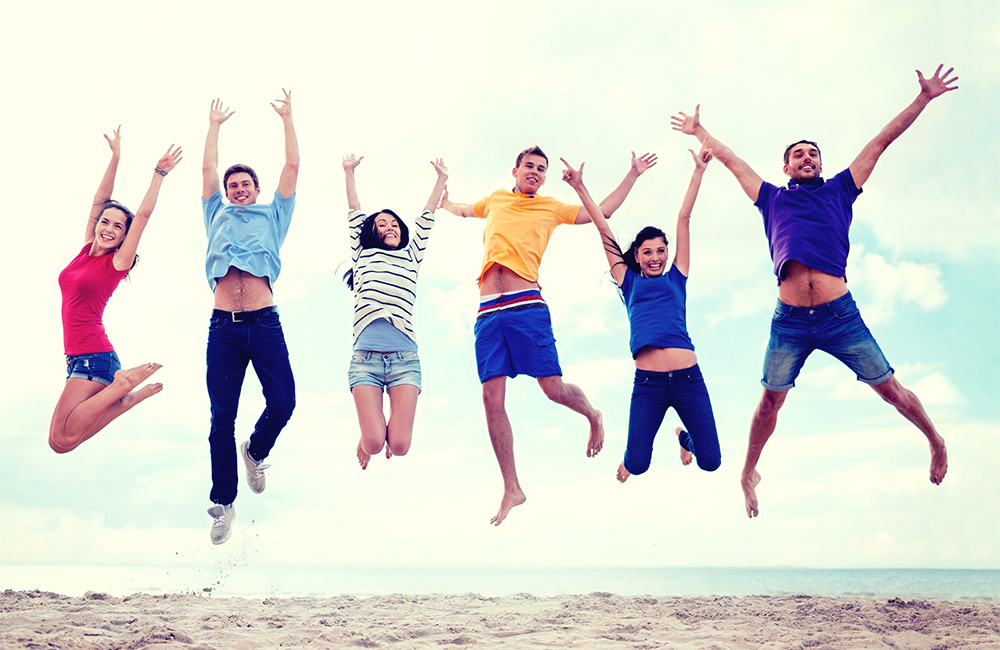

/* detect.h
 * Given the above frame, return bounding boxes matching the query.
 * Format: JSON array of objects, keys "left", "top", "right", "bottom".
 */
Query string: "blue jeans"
[
  {"left": 206, "top": 307, "right": 295, "bottom": 505},
  {"left": 348, "top": 351, "right": 422, "bottom": 391},
  {"left": 65, "top": 350, "right": 121, "bottom": 386},
  {"left": 761, "top": 291, "right": 893, "bottom": 391},
  {"left": 625, "top": 364, "right": 721, "bottom": 475}
]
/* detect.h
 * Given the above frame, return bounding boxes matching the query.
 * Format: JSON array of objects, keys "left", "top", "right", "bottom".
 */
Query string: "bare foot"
[
  {"left": 385, "top": 446, "right": 393, "bottom": 460},
  {"left": 617, "top": 462, "right": 630, "bottom": 483},
  {"left": 112, "top": 362, "right": 162, "bottom": 391},
  {"left": 356, "top": 441, "right": 371, "bottom": 470},
  {"left": 587, "top": 410, "right": 604, "bottom": 458},
  {"left": 742, "top": 470, "right": 762, "bottom": 518},
  {"left": 929, "top": 438, "right": 948, "bottom": 485},
  {"left": 120, "top": 382, "right": 163, "bottom": 409},
  {"left": 490, "top": 489, "right": 526, "bottom": 526},
  {"left": 675, "top": 427, "right": 693, "bottom": 466}
]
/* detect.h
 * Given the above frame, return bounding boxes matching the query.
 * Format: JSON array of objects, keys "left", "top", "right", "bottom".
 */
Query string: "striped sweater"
[{"left": 349, "top": 209, "right": 434, "bottom": 345}]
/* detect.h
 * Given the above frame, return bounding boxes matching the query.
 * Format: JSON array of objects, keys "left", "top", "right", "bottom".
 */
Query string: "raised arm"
[
  {"left": 849, "top": 65, "right": 958, "bottom": 189},
  {"left": 202, "top": 99, "right": 234, "bottom": 199},
  {"left": 562, "top": 158, "right": 628, "bottom": 286},
  {"left": 576, "top": 152, "right": 658, "bottom": 224},
  {"left": 673, "top": 143, "right": 713, "bottom": 277},
  {"left": 423, "top": 159, "right": 449, "bottom": 213},
  {"left": 671, "top": 105, "right": 762, "bottom": 202},
  {"left": 343, "top": 154, "right": 363, "bottom": 210},
  {"left": 86, "top": 127, "right": 122, "bottom": 243},
  {"left": 439, "top": 185, "right": 477, "bottom": 218},
  {"left": 272, "top": 89, "right": 299, "bottom": 199},
  {"left": 113, "top": 145, "right": 183, "bottom": 271}
]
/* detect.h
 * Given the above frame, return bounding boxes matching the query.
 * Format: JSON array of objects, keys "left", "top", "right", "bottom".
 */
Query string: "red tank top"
[{"left": 59, "top": 244, "right": 129, "bottom": 355}]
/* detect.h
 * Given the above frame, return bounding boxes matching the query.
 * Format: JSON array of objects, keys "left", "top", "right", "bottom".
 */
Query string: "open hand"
[
  {"left": 209, "top": 99, "right": 234, "bottom": 125},
  {"left": 917, "top": 64, "right": 958, "bottom": 100},
  {"left": 632, "top": 151, "right": 658, "bottom": 175},
  {"left": 430, "top": 158, "right": 448, "bottom": 180},
  {"left": 156, "top": 145, "right": 183, "bottom": 174},
  {"left": 670, "top": 105, "right": 701, "bottom": 135}
]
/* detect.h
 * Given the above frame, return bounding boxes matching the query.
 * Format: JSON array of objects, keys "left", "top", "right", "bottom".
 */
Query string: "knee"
[
  {"left": 757, "top": 391, "right": 786, "bottom": 417},
  {"left": 48, "top": 434, "right": 75, "bottom": 454},
  {"left": 876, "top": 380, "right": 909, "bottom": 407},
  {"left": 538, "top": 378, "right": 567, "bottom": 403},
  {"left": 270, "top": 395, "right": 296, "bottom": 422},
  {"left": 624, "top": 454, "right": 650, "bottom": 476},
  {"left": 361, "top": 436, "right": 385, "bottom": 455},
  {"left": 482, "top": 385, "right": 504, "bottom": 413},
  {"left": 388, "top": 439, "right": 410, "bottom": 456},
  {"left": 697, "top": 455, "right": 721, "bottom": 472}
]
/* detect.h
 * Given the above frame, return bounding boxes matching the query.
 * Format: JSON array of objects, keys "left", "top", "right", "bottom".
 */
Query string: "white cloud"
[{"left": 847, "top": 245, "right": 947, "bottom": 326}]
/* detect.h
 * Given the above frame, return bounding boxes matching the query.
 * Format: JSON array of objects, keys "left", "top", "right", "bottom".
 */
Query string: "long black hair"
[
  {"left": 342, "top": 209, "right": 410, "bottom": 290},
  {"left": 623, "top": 226, "right": 668, "bottom": 275}
]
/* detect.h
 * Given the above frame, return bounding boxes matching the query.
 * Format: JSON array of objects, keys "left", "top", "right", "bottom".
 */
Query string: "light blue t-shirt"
[{"left": 202, "top": 189, "right": 296, "bottom": 290}]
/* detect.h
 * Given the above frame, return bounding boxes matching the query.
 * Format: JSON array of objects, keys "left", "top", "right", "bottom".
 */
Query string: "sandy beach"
[{"left": 1, "top": 589, "right": 997, "bottom": 649}]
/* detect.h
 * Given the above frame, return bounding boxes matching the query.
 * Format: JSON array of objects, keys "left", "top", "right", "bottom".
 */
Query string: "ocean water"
[{"left": 2, "top": 565, "right": 997, "bottom": 600}]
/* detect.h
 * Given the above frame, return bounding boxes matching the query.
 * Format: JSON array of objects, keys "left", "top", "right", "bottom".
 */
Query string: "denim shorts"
[
  {"left": 762, "top": 291, "right": 893, "bottom": 391},
  {"left": 348, "top": 351, "right": 422, "bottom": 391},
  {"left": 474, "top": 302, "right": 561, "bottom": 383},
  {"left": 65, "top": 350, "right": 121, "bottom": 386}
]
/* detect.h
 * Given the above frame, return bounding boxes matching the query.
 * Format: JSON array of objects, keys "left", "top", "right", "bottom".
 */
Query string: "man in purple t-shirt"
[{"left": 672, "top": 65, "right": 957, "bottom": 519}]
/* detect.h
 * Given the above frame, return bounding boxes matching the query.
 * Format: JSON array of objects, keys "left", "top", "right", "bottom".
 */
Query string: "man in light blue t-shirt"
[
  {"left": 672, "top": 65, "right": 957, "bottom": 520},
  {"left": 200, "top": 91, "right": 299, "bottom": 545}
]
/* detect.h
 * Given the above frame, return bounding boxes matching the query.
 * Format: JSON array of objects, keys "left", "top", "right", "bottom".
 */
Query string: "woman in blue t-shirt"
[
  {"left": 342, "top": 155, "right": 448, "bottom": 470},
  {"left": 562, "top": 145, "right": 721, "bottom": 482}
]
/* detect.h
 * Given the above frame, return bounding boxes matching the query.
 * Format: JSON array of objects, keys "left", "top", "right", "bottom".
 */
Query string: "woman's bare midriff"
[
  {"left": 213, "top": 267, "right": 274, "bottom": 311},
  {"left": 778, "top": 261, "right": 848, "bottom": 307},
  {"left": 635, "top": 347, "right": 698, "bottom": 372},
  {"left": 479, "top": 263, "right": 537, "bottom": 295}
]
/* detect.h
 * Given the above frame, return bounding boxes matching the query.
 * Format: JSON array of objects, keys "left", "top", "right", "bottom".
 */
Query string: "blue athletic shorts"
[
  {"left": 65, "top": 350, "right": 121, "bottom": 386},
  {"left": 348, "top": 350, "right": 422, "bottom": 391},
  {"left": 761, "top": 292, "right": 893, "bottom": 391},
  {"left": 474, "top": 294, "right": 562, "bottom": 383}
]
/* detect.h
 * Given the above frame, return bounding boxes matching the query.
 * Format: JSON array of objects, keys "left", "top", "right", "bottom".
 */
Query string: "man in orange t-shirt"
[{"left": 441, "top": 146, "right": 656, "bottom": 525}]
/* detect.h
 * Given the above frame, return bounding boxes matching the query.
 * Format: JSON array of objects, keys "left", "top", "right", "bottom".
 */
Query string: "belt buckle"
[{"left": 231, "top": 311, "right": 245, "bottom": 323}]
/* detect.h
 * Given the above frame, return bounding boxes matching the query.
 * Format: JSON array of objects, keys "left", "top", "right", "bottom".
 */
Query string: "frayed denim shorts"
[
  {"left": 65, "top": 350, "right": 121, "bottom": 386},
  {"left": 762, "top": 292, "right": 893, "bottom": 391},
  {"left": 349, "top": 350, "right": 422, "bottom": 391}
]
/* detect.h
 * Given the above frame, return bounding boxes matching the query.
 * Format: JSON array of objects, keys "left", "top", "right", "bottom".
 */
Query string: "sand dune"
[{"left": 1, "top": 589, "right": 997, "bottom": 649}]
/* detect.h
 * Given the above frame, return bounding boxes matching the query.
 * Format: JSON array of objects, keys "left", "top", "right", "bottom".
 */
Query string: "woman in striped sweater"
[{"left": 343, "top": 155, "right": 448, "bottom": 469}]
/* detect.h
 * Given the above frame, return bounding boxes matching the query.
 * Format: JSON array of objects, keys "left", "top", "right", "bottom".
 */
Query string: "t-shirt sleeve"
[
  {"left": 410, "top": 210, "right": 435, "bottom": 264},
  {"left": 202, "top": 191, "right": 223, "bottom": 234},
  {"left": 273, "top": 190, "right": 296, "bottom": 243},
  {"left": 349, "top": 209, "right": 367, "bottom": 260},
  {"left": 556, "top": 200, "right": 580, "bottom": 225},
  {"left": 471, "top": 195, "right": 490, "bottom": 219},
  {"left": 753, "top": 181, "right": 778, "bottom": 216},
  {"left": 831, "top": 168, "right": 863, "bottom": 201}
]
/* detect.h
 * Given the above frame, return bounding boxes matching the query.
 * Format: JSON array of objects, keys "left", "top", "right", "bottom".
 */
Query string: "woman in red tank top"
[{"left": 49, "top": 128, "right": 181, "bottom": 453}]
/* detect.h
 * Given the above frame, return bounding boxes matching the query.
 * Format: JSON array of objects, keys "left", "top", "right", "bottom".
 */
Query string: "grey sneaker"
[
  {"left": 241, "top": 441, "right": 270, "bottom": 494},
  {"left": 208, "top": 504, "right": 235, "bottom": 545}
]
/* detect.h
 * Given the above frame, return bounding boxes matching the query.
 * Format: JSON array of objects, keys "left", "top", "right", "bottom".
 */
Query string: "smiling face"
[
  {"left": 225, "top": 172, "right": 260, "bottom": 205},
  {"left": 783, "top": 142, "right": 823, "bottom": 182},
  {"left": 512, "top": 154, "right": 547, "bottom": 195},
  {"left": 374, "top": 212, "right": 401, "bottom": 249},
  {"left": 635, "top": 236, "right": 668, "bottom": 277},
  {"left": 92, "top": 207, "right": 129, "bottom": 254}
]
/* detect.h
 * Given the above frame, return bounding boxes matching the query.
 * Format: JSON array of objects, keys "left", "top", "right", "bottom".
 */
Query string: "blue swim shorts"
[
  {"left": 65, "top": 350, "right": 121, "bottom": 386},
  {"left": 473, "top": 291, "right": 562, "bottom": 383},
  {"left": 761, "top": 291, "right": 893, "bottom": 391},
  {"left": 348, "top": 350, "right": 422, "bottom": 391}
]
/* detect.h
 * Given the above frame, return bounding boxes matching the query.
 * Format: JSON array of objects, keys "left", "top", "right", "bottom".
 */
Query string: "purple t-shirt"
[{"left": 754, "top": 168, "right": 862, "bottom": 282}]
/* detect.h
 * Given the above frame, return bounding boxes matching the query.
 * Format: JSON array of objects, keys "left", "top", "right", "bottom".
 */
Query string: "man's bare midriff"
[
  {"left": 635, "top": 347, "right": 698, "bottom": 373},
  {"left": 479, "top": 263, "right": 537, "bottom": 295},
  {"left": 213, "top": 267, "right": 274, "bottom": 311},
  {"left": 778, "top": 261, "right": 848, "bottom": 307}
]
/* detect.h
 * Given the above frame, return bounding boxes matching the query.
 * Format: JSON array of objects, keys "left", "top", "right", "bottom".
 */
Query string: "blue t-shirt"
[
  {"left": 755, "top": 168, "right": 861, "bottom": 281},
  {"left": 203, "top": 189, "right": 296, "bottom": 290},
  {"left": 619, "top": 265, "right": 694, "bottom": 358}
]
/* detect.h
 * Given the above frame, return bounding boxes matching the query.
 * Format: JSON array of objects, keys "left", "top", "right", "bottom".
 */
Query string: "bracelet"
[{"left": 154, "top": 167, "right": 168, "bottom": 177}]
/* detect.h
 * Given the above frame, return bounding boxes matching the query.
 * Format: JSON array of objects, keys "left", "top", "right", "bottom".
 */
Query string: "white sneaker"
[
  {"left": 241, "top": 441, "right": 270, "bottom": 494},
  {"left": 208, "top": 504, "right": 235, "bottom": 545}
]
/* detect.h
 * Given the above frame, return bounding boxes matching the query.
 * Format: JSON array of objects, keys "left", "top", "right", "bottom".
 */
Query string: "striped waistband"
[{"left": 477, "top": 289, "right": 545, "bottom": 316}]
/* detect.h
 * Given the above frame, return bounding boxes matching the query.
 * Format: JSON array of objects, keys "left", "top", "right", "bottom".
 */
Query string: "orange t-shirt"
[{"left": 471, "top": 189, "right": 579, "bottom": 284}]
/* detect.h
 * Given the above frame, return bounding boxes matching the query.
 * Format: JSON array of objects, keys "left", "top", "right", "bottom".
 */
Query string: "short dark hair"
[
  {"left": 783, "top": 140, "right": 822, "bottom": 165},
  {"left": 223, "top": 164, "right": 260, "bottom": 190},
  {"left": 515, "top": 146, "right": 548, "bottom": 168},
  {"left": 624, "top": 226, "right": 668, "bottom": 275}
]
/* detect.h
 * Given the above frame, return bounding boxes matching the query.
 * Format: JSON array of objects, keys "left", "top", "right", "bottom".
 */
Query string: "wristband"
[{"left": 154, "top": 167, "right": 168, "bottom": 177}]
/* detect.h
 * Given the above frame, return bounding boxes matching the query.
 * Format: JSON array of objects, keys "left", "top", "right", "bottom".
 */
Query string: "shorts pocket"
[{"left": 535, "top": 335, "right": 556, "bottom": 347}]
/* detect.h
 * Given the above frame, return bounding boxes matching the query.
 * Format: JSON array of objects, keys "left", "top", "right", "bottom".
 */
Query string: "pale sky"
[{"left": 2, "top": 0, "right": 998, "bottom": 578}]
